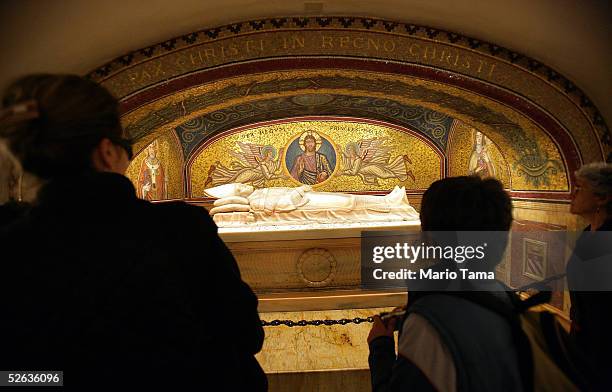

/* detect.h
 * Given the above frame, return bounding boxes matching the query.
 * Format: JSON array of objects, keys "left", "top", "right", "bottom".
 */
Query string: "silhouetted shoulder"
[
  {"left": 0, "top": 201, "right": 31, "bottom": 228},
  {"left": 143, "top": 200, "right": 216, "bottom": 230}
]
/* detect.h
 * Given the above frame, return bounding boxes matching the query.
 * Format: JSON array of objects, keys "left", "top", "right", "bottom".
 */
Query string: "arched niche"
[
  {"left": 88, "top": 17, "right": 609, "bottom": 201},
  {"left": 185, "top": 116, "right": 445, "bottom": 198}
]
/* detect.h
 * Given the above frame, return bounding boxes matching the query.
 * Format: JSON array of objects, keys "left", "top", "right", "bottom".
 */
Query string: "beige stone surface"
[
  {"left": 259, "top": 290, "right": 407, "bottom": 313},
  {"left": 512, "top": 200, "right": 583, "bottom": 231},
  {"left": 257, "top": 307, "right": 394, "bottom": 373},
  {"left": 512, "top": 200, "right": 581, "bottom": 316},
  {"left": 227, "top": 229, "right": 417, "bottom": 293}
]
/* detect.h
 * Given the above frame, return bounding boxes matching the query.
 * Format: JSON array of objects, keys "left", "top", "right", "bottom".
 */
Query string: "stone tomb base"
[
  {"left": 219, "top": 222, "right": 418, "bottom": 389},
  {"left": 220, "top": 221, "right": 420, "bottom": 295}
]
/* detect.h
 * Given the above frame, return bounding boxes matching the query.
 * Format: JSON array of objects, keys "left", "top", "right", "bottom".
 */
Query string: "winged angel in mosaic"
[
  {"left": 339, "top": 138, "right": 415, "bottom": 185},
  {"left": 205, "top": 142, "right": 286, "bottom": 188}
]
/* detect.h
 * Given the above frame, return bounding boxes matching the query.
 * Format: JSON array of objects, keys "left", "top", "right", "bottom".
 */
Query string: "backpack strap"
[{"left": 408, "top": 290, "right": 535, "bottom": 392}]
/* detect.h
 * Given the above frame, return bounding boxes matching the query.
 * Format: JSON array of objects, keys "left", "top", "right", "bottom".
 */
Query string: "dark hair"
[
  {"left": 420, "top": 176, "right": 512, "bottom": 231},
  {"left": 0, "top": 74, "right": 122, "bottom": 179},
  {"left": 419, "top": 176, "right": 512, "bottom": 271}
]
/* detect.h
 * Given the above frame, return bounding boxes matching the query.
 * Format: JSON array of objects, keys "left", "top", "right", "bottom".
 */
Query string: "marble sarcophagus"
[{"left": 204, "top": 182, "right": 420, "bottom": 381}]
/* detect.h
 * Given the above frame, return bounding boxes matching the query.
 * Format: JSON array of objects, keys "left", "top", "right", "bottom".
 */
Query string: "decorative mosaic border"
[
  {"left": 87, "top": 16, "right": 609, "bottom": 146},
  {"left": 118, "top": 59, "right": 580, "bottom": 191}
]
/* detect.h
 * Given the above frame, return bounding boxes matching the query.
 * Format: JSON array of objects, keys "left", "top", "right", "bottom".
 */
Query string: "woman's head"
[
  {"left": 571, "top": 162, "right": 612, "bottom": 217},
  {"left": 0, "top": 74, "right": 131, "bottom": 179}
]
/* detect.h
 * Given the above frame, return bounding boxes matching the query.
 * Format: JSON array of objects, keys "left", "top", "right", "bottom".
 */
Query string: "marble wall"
[
  {"left": 258, "top": 307, "right": 394, "bottom": 392},
  {"left": 257, "top": 308, "right": 390, "bottom": 373},
  {"left": 511, "top": 200, "right": 584, "bottom": 316}
]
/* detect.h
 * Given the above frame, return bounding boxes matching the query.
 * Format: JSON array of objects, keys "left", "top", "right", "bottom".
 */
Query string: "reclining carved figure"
[{"left": 204, "top": 183, "right": 419, "bottom": 227}]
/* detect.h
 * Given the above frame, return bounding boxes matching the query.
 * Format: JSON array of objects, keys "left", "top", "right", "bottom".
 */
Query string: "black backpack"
[{"left": 407, "top": 289, "right": 590, "bottom": 391}]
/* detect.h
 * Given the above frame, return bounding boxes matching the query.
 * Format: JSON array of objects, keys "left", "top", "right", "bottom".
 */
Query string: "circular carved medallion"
[{"left": 296, "top": 248, "right": 337, "bottom": 287}]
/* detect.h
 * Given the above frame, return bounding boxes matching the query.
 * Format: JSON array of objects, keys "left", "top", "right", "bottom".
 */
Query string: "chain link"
[{"left": 261, "top": 316, "right": 374, "bottom": 327}]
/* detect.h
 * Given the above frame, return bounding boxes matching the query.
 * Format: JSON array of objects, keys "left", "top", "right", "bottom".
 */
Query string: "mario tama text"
[{"left": 372, "top": 267, "right": 494, "bottom": 281}]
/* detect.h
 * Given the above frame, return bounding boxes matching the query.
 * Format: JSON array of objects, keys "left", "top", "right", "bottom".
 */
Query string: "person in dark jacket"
[
  {"left": 0, "top": 74, "right": 267, "bottom": 390},
  {"left": 566, "top": 162, "right": 612, "bottom": 391},
  {"left": 368, "top": 176, "right": 522, "bottom": 392}
]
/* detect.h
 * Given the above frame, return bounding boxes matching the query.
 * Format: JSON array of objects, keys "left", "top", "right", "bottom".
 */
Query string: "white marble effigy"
[
  {"left": 206, "top": 183, "right": 420, "bottom": 229},
  {"left": 218, "top": 219, "right": 420, "bottom": 242}
]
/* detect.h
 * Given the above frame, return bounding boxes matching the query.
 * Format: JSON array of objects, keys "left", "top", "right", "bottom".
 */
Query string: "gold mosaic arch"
[
  {"left": 87, "top": 16, "right": 610, "bottom": 198},
  {"left": 186, "top": 117, "right": 445, "bottom": 197},
  {"left": 120, "top": 69, "right": 569, "bottom": 194},
  {"left": 447, "top": 119, "right": 512, "bottom": 189},
  {"left": 124, "top": 129, "right": 185, "bottom": 200}
]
